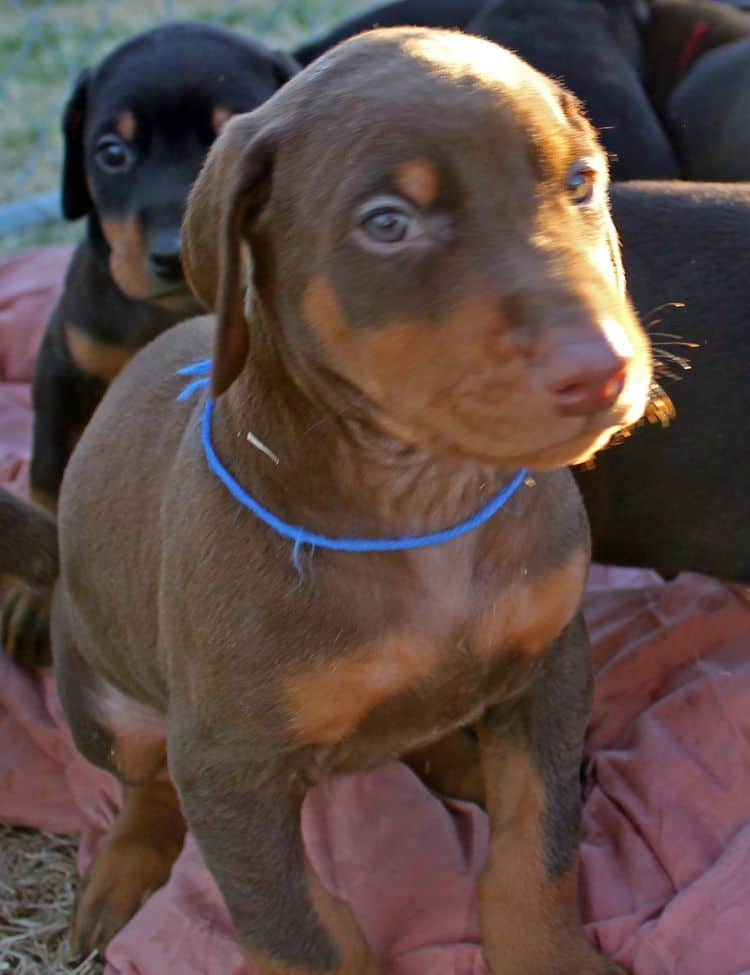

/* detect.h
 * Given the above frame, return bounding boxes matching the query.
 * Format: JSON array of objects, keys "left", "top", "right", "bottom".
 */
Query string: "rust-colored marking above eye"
[
  {"left": 116, "top": 110, "right": 136, "bottom": 142},
  {"left": 393, "top": 158, "right": 440, "bottom": 207},
  {"left": 211, "top": 106, "right": 234, "bottom": 135}
]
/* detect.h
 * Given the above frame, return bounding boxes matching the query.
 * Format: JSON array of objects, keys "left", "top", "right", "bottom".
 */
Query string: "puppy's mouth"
[{"left": 414, "top": 377, "right": 653, "bottom": 470}]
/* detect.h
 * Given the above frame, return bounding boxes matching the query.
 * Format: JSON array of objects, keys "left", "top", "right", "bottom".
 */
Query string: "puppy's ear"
[
  {"left": 182, "top": 114, "right": 275, "bottom": 396},
  {"left": 61, "top": 68, "right": 93, "bottom": 220},
  {"left": 271, "top": 49, "right": 300, "bottom": 86}
]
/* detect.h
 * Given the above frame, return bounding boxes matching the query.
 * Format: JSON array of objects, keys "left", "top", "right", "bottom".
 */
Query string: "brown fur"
[{"left": 48, "top": 28, "right": 651, "bottom": 972}]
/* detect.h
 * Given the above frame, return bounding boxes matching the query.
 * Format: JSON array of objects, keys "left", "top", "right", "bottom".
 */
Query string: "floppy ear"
[
  {"left": 182, "top": 114, "right": 275, "bottom": 396},
  {"left": 61, "top": 68, "right": 92, "bottom": 220}
]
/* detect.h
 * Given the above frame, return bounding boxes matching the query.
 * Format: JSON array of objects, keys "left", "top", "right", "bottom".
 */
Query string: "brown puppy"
[{"left": 52, "top": 29, "right": 650, "bottom": 973}]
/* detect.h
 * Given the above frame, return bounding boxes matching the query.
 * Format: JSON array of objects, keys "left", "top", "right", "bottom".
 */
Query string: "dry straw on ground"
[{"left": 0, "top": 823, "right": 101, "bottom": 975}]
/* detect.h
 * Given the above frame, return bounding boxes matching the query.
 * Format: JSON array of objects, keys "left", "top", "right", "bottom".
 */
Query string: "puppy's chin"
[
  {"left": 376, "top": 390, "right": 650, "bottom": 472},
  {"left": 109, "top": 262, "right": 196, "bottom": 310},
  {"left": 146, "top": 287, "right": 198, "bottom": 312}
]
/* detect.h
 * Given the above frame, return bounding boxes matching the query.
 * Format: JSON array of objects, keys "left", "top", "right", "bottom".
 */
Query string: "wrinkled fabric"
[{"left": 0, "top": 247, "right": 749, "bottom": 975}]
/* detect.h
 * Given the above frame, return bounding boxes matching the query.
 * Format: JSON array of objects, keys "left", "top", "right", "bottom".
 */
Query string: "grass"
[{"left": 0, "top": 0, "right": 366, "bottom": 256}]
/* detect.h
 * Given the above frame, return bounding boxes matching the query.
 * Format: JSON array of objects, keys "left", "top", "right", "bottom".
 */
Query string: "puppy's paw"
[
  {"left": 1, "top": 583, "right": 52, "bottom": 668},
  {"left": 71, "top": 836, "right": 175, "bottom": 957}
]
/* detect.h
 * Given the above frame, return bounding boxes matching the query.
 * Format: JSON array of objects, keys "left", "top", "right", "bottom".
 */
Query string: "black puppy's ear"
[
  {"left": 271, "top": 49, "right": 301, "bottom": 87},
  {"left": 182, "top": 114, "right": 275, "bottom": 395},
  {"left": 61, "top": 68, "right": 92, "bottom": 220}
]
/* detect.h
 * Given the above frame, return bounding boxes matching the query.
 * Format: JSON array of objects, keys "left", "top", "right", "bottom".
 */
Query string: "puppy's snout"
[
  {"left": 148, "top": 232, "right": 183, "bottom": 283},
  {"left": 546, "top": 339, "right": 629, "bottom": 417}
]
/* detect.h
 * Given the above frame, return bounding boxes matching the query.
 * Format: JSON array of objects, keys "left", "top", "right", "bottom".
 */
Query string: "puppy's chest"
[{"left": 285, "top": 541, "right": 587, "bottom": 751}]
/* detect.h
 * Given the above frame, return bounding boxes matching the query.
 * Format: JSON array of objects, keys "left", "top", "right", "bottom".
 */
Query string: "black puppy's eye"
[
  {"left": 566, "top": 164, "right": 597, "bottom": 206},
  {"left": 95, "top": 136, "right": 134, "bottom": 174}
]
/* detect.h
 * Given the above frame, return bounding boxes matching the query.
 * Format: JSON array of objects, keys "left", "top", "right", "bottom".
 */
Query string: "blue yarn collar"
[{"left": 177, "top": 359, "right": 528, "bottom": 561}]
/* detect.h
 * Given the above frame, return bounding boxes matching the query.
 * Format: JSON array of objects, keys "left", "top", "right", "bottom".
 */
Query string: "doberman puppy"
[
  {"left": 25, "top": 29, "right": 653, "bottom": 972},
  {"left": 293, "top": 0, "right": 680, "bottom": 180},
  {"left": 576, "top": 180, "right": 750, "bottom": 581},
  {"left": 31, "top": 20, "right": 298, "bottom": 512},
  {"left": 1, "top": 21, "right": 297, "bottom": 666}
]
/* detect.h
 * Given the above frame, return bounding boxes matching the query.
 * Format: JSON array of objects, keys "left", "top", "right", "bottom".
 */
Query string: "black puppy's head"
[{"left": 62, "top": 20, "right": 297, "bottom": 307}]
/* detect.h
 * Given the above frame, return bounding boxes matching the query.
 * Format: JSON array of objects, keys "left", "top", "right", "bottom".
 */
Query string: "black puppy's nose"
[{"left": 148, "top": 232, "right": 184, "bottom": 283}]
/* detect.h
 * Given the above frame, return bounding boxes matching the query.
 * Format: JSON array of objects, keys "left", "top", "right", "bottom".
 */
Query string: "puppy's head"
[
  {"left": 62, "top": 20, "right": 297, "bottom": 308},
  {"left": 184, "top": 27, "right": 651, "bottom": 470}
]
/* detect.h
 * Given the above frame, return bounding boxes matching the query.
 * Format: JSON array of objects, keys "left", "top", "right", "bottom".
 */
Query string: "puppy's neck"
[{"left": 211, "top": 317, "right": 521, "bottom": 541}]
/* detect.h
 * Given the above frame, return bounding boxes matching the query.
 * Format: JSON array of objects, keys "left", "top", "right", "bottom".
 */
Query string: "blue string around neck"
[{"left": 177, "top": 360, "right": 528, "bottom": 561}]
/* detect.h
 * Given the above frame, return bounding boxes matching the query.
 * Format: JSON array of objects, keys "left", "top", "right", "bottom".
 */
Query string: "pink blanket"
[{"left": 1, "top": 247, "right": 749, "bottom": 975}]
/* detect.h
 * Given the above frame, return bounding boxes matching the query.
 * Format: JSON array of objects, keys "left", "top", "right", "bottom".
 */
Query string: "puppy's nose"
[
  {"left": 148, "top": 232, "right": 184, "bottom": 283},
  {"left": 547, "top": 341, "right": 628, "bottom": 417}
]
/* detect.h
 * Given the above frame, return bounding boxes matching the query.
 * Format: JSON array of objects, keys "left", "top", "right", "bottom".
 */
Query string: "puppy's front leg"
[
  {"left": 477, "top": 616, "right": 622, "bottom": 975},
  {"left": 170, "top": 740, "right": 380, "bottom": 975}
]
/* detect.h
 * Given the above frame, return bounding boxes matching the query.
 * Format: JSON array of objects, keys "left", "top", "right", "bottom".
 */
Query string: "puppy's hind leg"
[
  {"left": 71, "top": 777, "right": 185, "bottom": 955},
  {"left": 55, "top": 626, "right": 186, "bottom": 956}
]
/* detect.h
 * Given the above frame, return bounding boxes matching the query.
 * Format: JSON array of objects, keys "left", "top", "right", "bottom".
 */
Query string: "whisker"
[{"left": 653, "top": 349, "right": 692, "bottom": 369}]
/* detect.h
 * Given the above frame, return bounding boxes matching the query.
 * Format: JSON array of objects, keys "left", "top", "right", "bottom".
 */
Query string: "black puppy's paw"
[{"left": 0, "top": 582, "right": 53, "bottom": 669}]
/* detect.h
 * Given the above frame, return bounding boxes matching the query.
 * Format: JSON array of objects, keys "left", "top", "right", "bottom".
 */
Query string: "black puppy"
[
  {"left": 31, "top": 20, "right": 297, "bottom": 511},
  {"left": 467, "top": 0, "right": 679, "bottom": 180},
  {"left": 2, "top": 21, "right": 297, "bottom": 666},
  {"left": 576, "top": 181, "right": 750, "bottom": 582},
  {"left": 294, "top": 0, "right": 679, "bottom": 180},
  {"left": 293, "top": 0, "right": 486, "bottom": 64}
]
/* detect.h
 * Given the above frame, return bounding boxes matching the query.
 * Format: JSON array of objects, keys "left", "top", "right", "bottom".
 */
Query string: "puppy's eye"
[
  {"left": 566, "top": 164, "right": 597, "bottom": 206},
  {"left": 95, "top": 136, "right": 134, "bottom": 174},
  {"left": 361, "top": 207, "right": 413, "bottom": 243}
]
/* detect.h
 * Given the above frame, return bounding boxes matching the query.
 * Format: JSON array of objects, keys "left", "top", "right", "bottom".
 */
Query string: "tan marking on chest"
[
  {"left": 65, "top": 324, "right": 134, "bottom": 382},
  {"left": 393, "top": 158, "right": 439, "bottom": 207},
  {"left": 472, "top": 544, "right": 588, "bottom": 658},
  {"left": 285, "top": 629, "right": 439, "bottom": 746}
]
